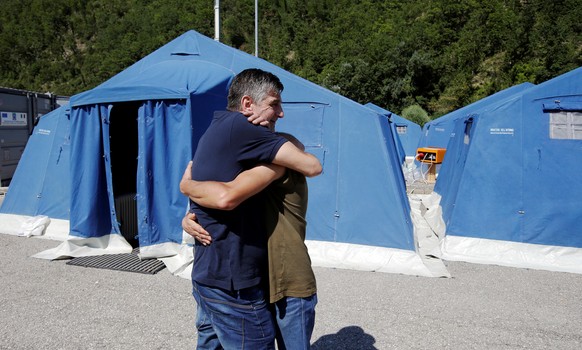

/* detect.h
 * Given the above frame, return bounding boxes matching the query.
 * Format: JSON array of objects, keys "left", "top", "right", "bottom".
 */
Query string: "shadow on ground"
[{"left": 311, "top": 326, "right": 378, "bottom": 350}]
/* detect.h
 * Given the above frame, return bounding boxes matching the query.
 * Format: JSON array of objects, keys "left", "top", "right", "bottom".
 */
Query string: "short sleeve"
[{"left": 231, "top": 117, "right": 288, "bottom": 164}]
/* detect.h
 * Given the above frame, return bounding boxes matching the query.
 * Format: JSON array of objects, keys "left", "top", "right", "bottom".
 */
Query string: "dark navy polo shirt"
[{"left": 190, "top": 110, "right": 287, "bottom": 291}]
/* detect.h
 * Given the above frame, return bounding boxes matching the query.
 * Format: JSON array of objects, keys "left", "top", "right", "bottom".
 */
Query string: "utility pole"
[
  {"left": 214, "top": 0, "right": 220, "bottom": 41},
  {"left": 254, "top": 0, "right": 258, "bottom": 57}
]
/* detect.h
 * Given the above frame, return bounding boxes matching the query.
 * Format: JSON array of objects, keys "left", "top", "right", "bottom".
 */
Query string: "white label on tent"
[
  {"left": 489, "top": 128, "right": 514, "bottom": 135},
  {"left": 0, "top": 111, "right": 28, "bottom": 126},
  {"left": 36, "top": 128, "right": 51, "bottom": 136}
]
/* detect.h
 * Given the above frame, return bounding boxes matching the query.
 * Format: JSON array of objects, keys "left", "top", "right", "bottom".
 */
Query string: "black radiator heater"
[{"left": 114, "top": 193, "right": 139, "bottom": 248}]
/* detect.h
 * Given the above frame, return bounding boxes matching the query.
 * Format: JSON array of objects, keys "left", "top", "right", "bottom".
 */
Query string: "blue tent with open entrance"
[
  {"left": 0, "top": 30, "right": 448, "bottom": 277},
  {"left": 425, "top": 66, "right": 582, "bottom": 274}
]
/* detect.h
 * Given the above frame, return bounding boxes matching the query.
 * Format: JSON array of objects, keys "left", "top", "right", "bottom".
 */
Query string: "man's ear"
[{"left": 241, "top": 95, "right": 253, "bottom": 112}]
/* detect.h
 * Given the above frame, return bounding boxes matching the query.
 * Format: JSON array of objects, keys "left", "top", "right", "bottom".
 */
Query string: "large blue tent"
[
  {"left": 429, "top": 67, "right": 582, "bottom": 274},
  {"left": 418, "top": 82, "right": 535, "bottom": 150},
  {"left": 0, "top": 30, "right": 447, "bottom": 277}
]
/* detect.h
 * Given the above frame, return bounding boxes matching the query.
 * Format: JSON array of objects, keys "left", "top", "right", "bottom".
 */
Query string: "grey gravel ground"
[{"left": 1, "top": 233, "right": 582, "bottom": 350}]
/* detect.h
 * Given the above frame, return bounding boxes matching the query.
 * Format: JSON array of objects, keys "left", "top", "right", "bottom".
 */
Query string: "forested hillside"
[{"left": 1, "top": 0, "right": 580, "bottom": 122}]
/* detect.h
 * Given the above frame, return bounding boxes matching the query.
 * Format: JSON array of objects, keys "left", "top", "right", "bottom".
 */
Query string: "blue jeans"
[
  {"left": 273, "top": 294, "right": 318, "bottom": 350},
  {"left": 192, "top": 281, "right": 276, "bottom": 350}
]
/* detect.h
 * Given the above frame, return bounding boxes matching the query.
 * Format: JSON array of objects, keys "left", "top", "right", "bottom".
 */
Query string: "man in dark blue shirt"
[{"left": 188, "top": 69, "right": 321, "bottom": 349}]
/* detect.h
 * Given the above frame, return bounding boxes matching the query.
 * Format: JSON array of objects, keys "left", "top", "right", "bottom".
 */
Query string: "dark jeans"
[
  {"left": 273, "top": 295, "right": 317, "bottom": 350},
  {"left": 192, "top": 281, "right": 276, "bottom": 349}
]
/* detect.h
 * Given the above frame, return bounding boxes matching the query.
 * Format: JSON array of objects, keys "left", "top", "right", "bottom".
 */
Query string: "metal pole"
[
  {"left": 254, "top": 0, "right": 258, "bottom": 57},
  {"left": 214, "top": 0, "right": 220, "bottom": 41}
]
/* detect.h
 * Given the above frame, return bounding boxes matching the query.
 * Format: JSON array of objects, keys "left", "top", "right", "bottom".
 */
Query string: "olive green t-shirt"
[{"left": 265, "top": 169, "right": 317, "bottom": 304}]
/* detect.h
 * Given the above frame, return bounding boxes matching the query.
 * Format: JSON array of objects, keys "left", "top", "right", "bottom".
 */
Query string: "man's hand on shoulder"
[{"left": 243, "top": 109, "right": 271, "bottom": 127}]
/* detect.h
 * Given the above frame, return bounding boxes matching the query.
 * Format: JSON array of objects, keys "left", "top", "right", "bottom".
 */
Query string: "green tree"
[
  {"left": 401, "top": 104, "right": 430, "bottom": 127},
  {"left": 0, "top": 0, "right": 580, "bottom": 108}
]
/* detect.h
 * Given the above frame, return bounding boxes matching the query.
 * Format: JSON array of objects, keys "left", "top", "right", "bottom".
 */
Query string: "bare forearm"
[
  {"left": 180, "top": 161, "right": 240, "bottom": 210},
  {"left": 180, "top": 180, "right": 237, "bottom": 210},
  {"left": 180, "top": 163, "right": 284, "bottom": 210},
  {"left": 273, "top": 141, "right": 322, "bottom": 177}
]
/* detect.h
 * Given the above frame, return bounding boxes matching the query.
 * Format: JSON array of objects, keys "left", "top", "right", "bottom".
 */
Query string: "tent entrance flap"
[{"left": 110, "top": 102, "right": 139, "bottom": 248}]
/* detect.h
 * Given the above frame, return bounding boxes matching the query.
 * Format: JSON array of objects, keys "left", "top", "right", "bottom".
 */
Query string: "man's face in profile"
[{"left": 250, "top": 92, "right": 284, "bottom": 131}]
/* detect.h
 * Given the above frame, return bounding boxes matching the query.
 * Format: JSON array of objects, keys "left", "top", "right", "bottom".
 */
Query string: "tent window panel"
[
  {"left": 572, "top": 112, "right": 582, "bottom": 139},
  {"left": 551, "top": 113, "right": 568, "bottom": 124},
  {"left": 278, "top": 102, "right": 326, "bottom": 147},
  {"left": 396, "top": 125, "right": 407, "bottom": 134},
  {"left": 550, "top": 125, "right": 569, "bottom": 139},
  {"left": 549, "top": 112, "right": 582, "bottom": 140}
]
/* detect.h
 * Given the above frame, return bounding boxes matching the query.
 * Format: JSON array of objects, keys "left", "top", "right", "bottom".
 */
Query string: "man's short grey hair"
[{"left": 227, "top": 69, "right": 284, "bottom": 111}]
